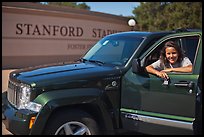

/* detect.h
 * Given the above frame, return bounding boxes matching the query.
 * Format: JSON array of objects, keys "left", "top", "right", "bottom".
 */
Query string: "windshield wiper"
[
  {"left": 88, "top": 59, "right": 105, "bottom": 66},
  {"left": 78, "top": 58, "right": 88, "bottom": 63}
]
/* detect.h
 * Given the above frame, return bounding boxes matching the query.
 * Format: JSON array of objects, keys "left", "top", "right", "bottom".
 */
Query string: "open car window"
[{"left": 144, "top": 35, "right": 200, "bottom": 71}]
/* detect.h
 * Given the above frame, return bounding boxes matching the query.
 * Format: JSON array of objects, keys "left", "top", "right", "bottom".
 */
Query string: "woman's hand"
[
  {"left": 146, "top": 65, "right": 169, "bottom": 79},
  {"left": 156, "top": 71, "right": 169, "bottom": 79}
]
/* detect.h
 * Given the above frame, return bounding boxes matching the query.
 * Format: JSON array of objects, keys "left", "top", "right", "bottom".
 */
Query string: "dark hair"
[{"left": 160, "top": 41, "right": 184, "bottom": 67}]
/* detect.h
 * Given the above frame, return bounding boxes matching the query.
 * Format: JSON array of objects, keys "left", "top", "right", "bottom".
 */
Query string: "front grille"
[{"left": 7, "top": 80, "right": 21, "bottom": 108}]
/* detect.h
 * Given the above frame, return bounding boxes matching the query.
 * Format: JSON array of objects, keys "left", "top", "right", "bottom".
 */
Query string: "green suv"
[{"left": 2, "top": 29, "right": 202, "bottom": 135}]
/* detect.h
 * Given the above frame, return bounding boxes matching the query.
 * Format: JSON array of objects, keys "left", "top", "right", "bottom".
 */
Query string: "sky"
[{"left": 84, "top": 2, "right": 140, "bottom": 17}]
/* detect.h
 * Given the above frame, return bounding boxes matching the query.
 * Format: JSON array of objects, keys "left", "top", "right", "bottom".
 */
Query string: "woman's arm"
[
  {"left": 145, "top": 65, "right": 169, "bottom": 79},
  {"left": 162, "top": 65, "right": 192, "bottom": 73}
]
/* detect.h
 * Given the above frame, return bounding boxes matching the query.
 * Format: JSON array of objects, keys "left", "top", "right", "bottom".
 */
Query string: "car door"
[{"left": 120, "top": 32, "right": 202, "bottom": 135}]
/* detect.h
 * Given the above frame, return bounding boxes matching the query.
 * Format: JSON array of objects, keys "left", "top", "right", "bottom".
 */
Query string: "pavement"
[
  {"left": 2, "top": 122, "right": 12, "bottom": 135},
  {"left": 2, "top": 70, "right": 15, "bottom": 135}
]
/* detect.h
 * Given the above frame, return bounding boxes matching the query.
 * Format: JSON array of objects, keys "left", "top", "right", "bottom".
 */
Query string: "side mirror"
[{"left": 132, "top": 58, "right": 142, "bottom": 74}]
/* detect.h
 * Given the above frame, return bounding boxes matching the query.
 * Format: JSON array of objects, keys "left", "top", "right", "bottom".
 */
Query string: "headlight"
[
  {"left": 18, "top": 84, "right": 42, "bottom": 112},
  {"left": 18, "top": 84, "right": 31, "bottom": 109}
]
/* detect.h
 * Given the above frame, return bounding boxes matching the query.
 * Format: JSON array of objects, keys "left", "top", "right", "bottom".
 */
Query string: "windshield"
[{"left": 83, "top": 35, "right": 144, "bottom": 66}]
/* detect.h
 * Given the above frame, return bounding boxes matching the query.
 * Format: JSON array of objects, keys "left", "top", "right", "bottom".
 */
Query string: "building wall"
[{"left": 2, "top": 2, "right": 132, "bottom": 69}]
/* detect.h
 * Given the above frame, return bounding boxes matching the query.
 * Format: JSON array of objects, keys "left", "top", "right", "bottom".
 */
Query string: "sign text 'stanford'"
[{"left": 16, "top": 23, "right": 123, "bottom": 38}]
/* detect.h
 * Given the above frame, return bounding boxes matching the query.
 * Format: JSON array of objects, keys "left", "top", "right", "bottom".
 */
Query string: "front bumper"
[{"left": 2, "top": 91, "right": 37, "bottom": 135}]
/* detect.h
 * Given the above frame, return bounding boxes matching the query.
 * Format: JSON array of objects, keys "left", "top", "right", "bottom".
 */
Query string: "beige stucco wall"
[{"left": 2, "top": 2, "right": 131, "bottom": 69}]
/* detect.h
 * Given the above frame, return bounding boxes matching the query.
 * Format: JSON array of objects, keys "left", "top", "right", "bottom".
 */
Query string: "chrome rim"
[{"left": 54, "top": 121, "right": 91, "bottom": 135}]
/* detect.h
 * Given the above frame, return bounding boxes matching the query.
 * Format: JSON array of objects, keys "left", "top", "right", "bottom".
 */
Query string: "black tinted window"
[{"left": 181, "top": 36, "right": 199, "bottom": 64}]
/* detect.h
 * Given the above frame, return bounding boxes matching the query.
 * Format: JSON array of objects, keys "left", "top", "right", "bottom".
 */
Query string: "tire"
[{"left": 43, "top": 109, "right": 100, "bottom": 135}]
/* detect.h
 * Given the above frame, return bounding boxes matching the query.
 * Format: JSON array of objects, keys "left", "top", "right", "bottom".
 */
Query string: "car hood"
[{"left": 10, "top": 62, "right": 122, "bottom": 88}]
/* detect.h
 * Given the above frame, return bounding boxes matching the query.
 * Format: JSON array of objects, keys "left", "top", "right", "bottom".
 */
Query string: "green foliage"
[
  {"left": 77, "top": 2, "right": 90, "bottom": 10},
  {"left": 47, "top": 2, "right": 90, "bottom": 10},
  {"left": 133, "top": 2, "right": 202, "bottom": 31}
]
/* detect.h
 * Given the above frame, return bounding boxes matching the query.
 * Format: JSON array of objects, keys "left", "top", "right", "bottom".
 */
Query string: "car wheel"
[{"left": 43, "top": 109, "right": 100, "bottom": 135}]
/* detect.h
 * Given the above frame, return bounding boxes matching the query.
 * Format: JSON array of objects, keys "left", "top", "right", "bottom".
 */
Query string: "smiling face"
[{"left": 165, "top": 47, "right": 179, "bottom": 64}]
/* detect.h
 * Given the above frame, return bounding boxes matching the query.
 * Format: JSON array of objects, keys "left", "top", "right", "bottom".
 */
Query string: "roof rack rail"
[
  {"left": 174, "top": 28, "right": 188, "bottom": 33},
  {"left": 173, "top": 28, "right": 201, "bottom": 33}
]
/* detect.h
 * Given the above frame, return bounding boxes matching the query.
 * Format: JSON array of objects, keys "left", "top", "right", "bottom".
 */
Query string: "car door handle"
[{"left": 174, "top": 81, "right": 194, "bottom": 88}]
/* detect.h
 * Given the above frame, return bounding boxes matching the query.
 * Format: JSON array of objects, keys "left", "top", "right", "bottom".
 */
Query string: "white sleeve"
[
  {"left": 151, "top": 60, "right": 163, "bottom": 70},
  {"left": 181, "top": 57, "right": 192, "bottom": 67}
]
